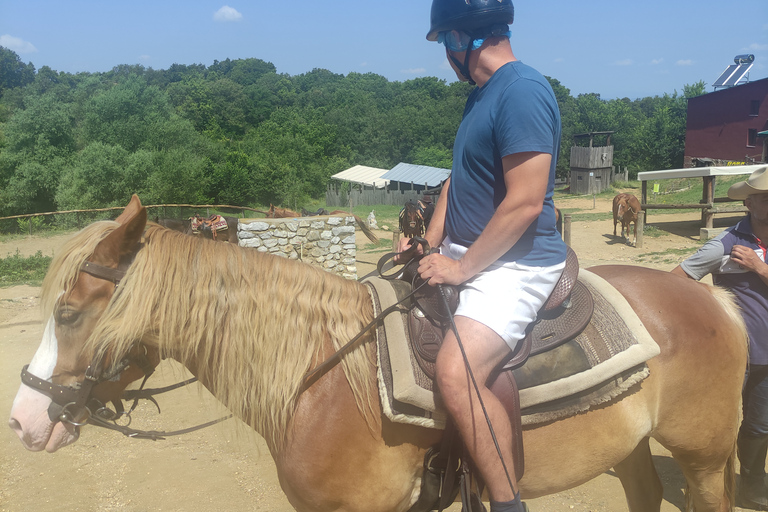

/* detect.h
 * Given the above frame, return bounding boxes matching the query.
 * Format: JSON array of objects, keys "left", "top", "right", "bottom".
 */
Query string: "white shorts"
[{"left": 441, "top": 237, "right": 566, "bottom": 350}]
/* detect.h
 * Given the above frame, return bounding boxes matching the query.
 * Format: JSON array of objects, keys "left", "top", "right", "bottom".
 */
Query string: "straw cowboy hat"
[{"left": 728, "top": 166, "right": 768, "bottom": 200}]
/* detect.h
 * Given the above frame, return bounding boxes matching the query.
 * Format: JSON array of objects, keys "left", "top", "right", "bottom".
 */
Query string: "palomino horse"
[
  {"left": 9, "top": 196, "right": 747, "bottom": 512},
  {"left": 267, "top": 204, "right": 379, "bottom": 244}
]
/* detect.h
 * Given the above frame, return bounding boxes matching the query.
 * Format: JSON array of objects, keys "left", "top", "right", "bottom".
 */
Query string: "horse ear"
[
  {"left": 92, "top": 196, "right": 147, "bottom": 266},
  {"left": 115, "top": 195, "right": 143, "bottom": 225}
]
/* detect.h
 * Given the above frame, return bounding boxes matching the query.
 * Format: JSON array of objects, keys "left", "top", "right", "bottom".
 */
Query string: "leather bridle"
[{"left": 20, "top": 255, "right": 231, "bottom": 440}]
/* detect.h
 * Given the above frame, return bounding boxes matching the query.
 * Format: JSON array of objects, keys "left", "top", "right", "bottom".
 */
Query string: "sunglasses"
[
  {"left": 437, "top": 30, "right": 475, "bottom": 52},
  {"left": 437, "top": 26, "right": 512, "bottom": 52}
]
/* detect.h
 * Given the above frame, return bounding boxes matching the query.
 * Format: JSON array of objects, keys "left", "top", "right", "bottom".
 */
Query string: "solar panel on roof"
[
  {"left": 713, "top": 64, "right": 739, "bottom": 87},
  {"left": 721, "top": 62, "right": 753, "bottom": 87}
]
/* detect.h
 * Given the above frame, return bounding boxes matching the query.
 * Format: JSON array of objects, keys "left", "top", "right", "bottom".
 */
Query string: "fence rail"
[{"left": 0, "top": 203, "right": 269, "bottom": 236}]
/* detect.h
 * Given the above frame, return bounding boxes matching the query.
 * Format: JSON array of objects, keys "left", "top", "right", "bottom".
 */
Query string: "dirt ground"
[{"left": 0, "top": 193, "right": 758, "bottom": 511}]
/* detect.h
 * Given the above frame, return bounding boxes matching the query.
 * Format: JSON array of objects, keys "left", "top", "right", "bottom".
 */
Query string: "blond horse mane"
[{"left": 42, "top": 222, "right": 377, "bottom": 451}]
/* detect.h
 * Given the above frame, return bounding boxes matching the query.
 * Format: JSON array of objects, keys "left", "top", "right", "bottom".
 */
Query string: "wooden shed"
[{"left": 569, "top": 131, "right": 614, "bottom": 195}]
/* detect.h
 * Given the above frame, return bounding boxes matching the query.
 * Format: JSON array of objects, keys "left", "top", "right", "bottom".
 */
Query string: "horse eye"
[{"left": 55, "top": 307, "right": 80, "bottom": 326}]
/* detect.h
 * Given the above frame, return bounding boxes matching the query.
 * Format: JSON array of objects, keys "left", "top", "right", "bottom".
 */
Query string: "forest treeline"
[{"left": 0, "top": 46, "right": 706, "bottom": 218}]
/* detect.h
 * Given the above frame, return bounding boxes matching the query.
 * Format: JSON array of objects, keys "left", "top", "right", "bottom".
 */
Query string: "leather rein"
[{"left": 20, "top": 258, "right": 232, "bottom": 441}]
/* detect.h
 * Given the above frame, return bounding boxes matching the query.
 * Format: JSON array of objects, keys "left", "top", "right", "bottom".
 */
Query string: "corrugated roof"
[
  {"left": 331, "top": 165, "right": 390, "bottom": 188},
  {"left": 380, "top": 162, "right": 451, "bottom": 187}
]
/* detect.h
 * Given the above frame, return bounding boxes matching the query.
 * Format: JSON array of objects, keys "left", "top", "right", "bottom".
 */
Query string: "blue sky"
[{"left": 1, "top": 0, "right": 766, "bottom": 100}]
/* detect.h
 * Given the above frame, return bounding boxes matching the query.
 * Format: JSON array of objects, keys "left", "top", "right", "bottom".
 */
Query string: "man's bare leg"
[{"left": 435, "top": 316, "right": 519, "bottom": 503}]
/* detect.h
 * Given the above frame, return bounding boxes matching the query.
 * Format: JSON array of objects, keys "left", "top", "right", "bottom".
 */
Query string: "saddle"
[
  {"left": 400, "top": 247, "right": 593, "bottom": 512},
  {"left": 189, "top": 215, "right": 229, "bottom": 240},
  {"left": 408, "top": 247, "right": 591, "bottom": 381}
]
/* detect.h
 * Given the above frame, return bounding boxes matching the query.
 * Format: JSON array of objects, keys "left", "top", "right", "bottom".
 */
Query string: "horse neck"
[{"left": 109, "top": 232, "right": 376, "bottom": 449}]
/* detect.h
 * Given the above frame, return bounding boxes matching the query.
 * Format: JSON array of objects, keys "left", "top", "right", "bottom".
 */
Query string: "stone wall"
[{"left": 237, "top": 215, "right": 358, "bottom": 279}]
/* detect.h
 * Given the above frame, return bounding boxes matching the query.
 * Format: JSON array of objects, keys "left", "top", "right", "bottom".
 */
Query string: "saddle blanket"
[
  {"left": 365, "top": 269, "right": 660, "bottom": 430},
  {"left": 209, "top": 215, "right": 228, "bottom": 231},
  {"left": 190, "top": 215, "right": 228, "bottom": 233}
]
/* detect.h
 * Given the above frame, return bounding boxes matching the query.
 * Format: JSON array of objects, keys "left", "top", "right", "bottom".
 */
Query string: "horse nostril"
[{"left": 8, "top": 417, "right": 23, "bottom": 436}]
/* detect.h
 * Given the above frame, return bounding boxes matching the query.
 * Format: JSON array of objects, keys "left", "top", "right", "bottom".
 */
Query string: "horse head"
[
  {"left": 399, "top": 200, "right": 424, "bottom": 238},
  {"left": 9, "top": 195, "right": 160, "bottom": 452}
]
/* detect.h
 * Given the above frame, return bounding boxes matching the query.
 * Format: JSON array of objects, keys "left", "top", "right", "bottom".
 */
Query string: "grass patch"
[
  {"left": 641, "top": 225, "right": 665, "bottom": 238},
  {"left": 0, "top": 250, "right": 52, "bottom": 287},
  {"left": 643, "top": 175, "right": 744, "bottom": 204},
  {"left": 569, "top": 211, "right": 613, "bottom": 222},
  {"left": 360, "top": 237, "right": 393, "bottom": 252},
  {"left": 636, "top": 246, "right": 699, "bottom": 266}
]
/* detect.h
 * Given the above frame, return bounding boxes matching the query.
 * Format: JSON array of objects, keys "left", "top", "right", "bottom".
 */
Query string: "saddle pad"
[
  {"left": 210, "top": 215, "right": 228, "bottom": 231},
  {"left": 365, "top": 269, "right": 660, "bottom": 430}
]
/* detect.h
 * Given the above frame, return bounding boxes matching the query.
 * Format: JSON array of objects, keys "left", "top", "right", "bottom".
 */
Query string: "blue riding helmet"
[{"left": 427, "top": 0, "right": 514, "bottom": 42}]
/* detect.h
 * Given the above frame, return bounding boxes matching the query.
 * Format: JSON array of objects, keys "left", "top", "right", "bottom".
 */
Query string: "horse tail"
[
  {"left": 353, "top": 214, "right": 379, "bottom": 244},
  {"left": 699, "top": 283, "right": 745, "bottom": 512},
  {"left": 724, "top": 440, "right": 737, "bottom": 512}
]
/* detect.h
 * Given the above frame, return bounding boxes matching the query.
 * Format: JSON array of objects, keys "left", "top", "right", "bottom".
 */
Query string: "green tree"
[
  {"left": 0, "top": 46, "right": 35, "bottom": 97},
  {"left": 0, "top": 93, "right": 75, "bottom": 213},
  {"left": 55, "top": 142, "right": 130, "bottom": 209},
  {"left": 80, "top": 75, "right": 174, "bottom": 152}
]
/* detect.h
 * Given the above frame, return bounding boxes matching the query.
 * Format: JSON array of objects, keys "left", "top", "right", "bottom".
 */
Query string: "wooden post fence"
[{"left": 635, "top": 211, "right": 644, "bottom": 249}]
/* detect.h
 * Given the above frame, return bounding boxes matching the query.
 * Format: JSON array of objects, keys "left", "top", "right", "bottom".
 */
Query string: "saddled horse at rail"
[
  {"left": 154, "top": 215, "right": 239, "bottom": 244},
  {"left": 301, "top": 207, "right": 329, "bottom": 217},
  {"left": 10, "top": 196, "right": 747, "bottom": 511},
  {"left": 399, "top": 199, "right": 435, "bottom": 239},
  {"left": 267, "top": 204, "right": 379, "bottom": 244}
]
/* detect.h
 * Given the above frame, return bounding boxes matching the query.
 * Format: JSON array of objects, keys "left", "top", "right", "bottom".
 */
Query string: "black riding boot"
[{"left": 738, "top": 433, "right": 768, "bottom": 510}]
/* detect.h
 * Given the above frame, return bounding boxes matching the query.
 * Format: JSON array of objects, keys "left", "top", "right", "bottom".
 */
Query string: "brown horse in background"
[
  {"left": 267, "top": 204, "right": 379, "bottom": 244},
  {"left": 399, "top": 199, "right": 434, "bottom": 238},
  {"left": 612, "top": 193, "right": 642, "bottom": 245},
  {"left": 10, "top": 195, "right": 748, "bottom": 512}
]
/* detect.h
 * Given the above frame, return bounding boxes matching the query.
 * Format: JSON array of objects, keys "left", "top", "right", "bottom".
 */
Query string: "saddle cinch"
[{"left": 398, "top": 246, "right": 592, "bottom": 508}]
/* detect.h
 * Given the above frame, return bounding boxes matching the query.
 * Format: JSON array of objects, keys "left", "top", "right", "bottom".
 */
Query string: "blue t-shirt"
[
  {"left": 445, "top": 61, "right": 566, "bottom": 267},
  {"left": 680, "top": 216, "right": 768, "bottom": 365}
]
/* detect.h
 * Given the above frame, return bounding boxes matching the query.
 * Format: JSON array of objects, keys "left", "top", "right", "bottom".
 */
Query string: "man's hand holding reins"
[{"left": 417, "top": 252, "right": 469, "bottom": 286}]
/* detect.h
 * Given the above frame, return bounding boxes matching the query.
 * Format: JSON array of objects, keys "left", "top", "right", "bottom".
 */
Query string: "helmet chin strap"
[{"left": 449, "top": 44, "right": 476, "bottom": 86}]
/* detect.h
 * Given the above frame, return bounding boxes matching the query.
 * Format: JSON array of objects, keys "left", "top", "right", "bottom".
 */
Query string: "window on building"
[
  {"left": 748, "top": 129, "right": 757, "bottom": 147},
  {"left": 750, "top": 100, "right": 760, "bottom": 116}
]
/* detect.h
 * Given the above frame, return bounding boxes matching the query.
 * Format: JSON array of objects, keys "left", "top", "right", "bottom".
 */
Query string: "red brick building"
[{"left": 684, "top": 77, "right": 768, "bottom": 167}]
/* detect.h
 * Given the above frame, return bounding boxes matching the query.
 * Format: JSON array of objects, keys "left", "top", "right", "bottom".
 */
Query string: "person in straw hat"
[{"left": 672, "top": 166, "right": 768, "bottom": 510}]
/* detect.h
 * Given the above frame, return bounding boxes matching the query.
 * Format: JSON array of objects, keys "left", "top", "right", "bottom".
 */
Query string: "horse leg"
[
  {"left": 613, "top": 437, "right": 663, "bottom": 512},
  {"left": 665, "top": 447, "right": 735, "bottom": 512}
]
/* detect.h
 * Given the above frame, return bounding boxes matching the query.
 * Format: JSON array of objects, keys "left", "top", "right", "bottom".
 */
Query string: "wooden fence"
[
  {"left": 0, "top": 203, "right": 267, "bottom": 236},
  {"left": 325, "top": 183, "right": 438, "bottom": 208}
]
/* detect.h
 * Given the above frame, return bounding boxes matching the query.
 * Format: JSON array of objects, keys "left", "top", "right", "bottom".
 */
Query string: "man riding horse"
[{"left": 397, "top": 1, "right": 566, "bottom": 510}]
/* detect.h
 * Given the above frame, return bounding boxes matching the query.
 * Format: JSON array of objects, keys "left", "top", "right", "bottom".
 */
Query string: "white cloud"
[
  {"left": 651, "top": 58, "right": 664, "bottom": 65},
  {"left": 401, "top": 67, "right": 426, "bottom": 74},
  {"left": 614, "top": 59, "right": 633, "bottom": 66},
  {"left": 0, "top": 34, "right": 38, "bottom": 54},
  {"left": 139, "top": 55, "right": 151, "bottom": 62},
  {"left": 213, "top": 6, "right": 243, "bottom": 22},
  {"left": 676, "top": 59, "right": 694, "bottom": 66},
  {"left": 746, "top": 43, "right": 768, "bottom": 52},
  {"left": 554, "top": 57, "right": 565, "bottom": 63}
]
